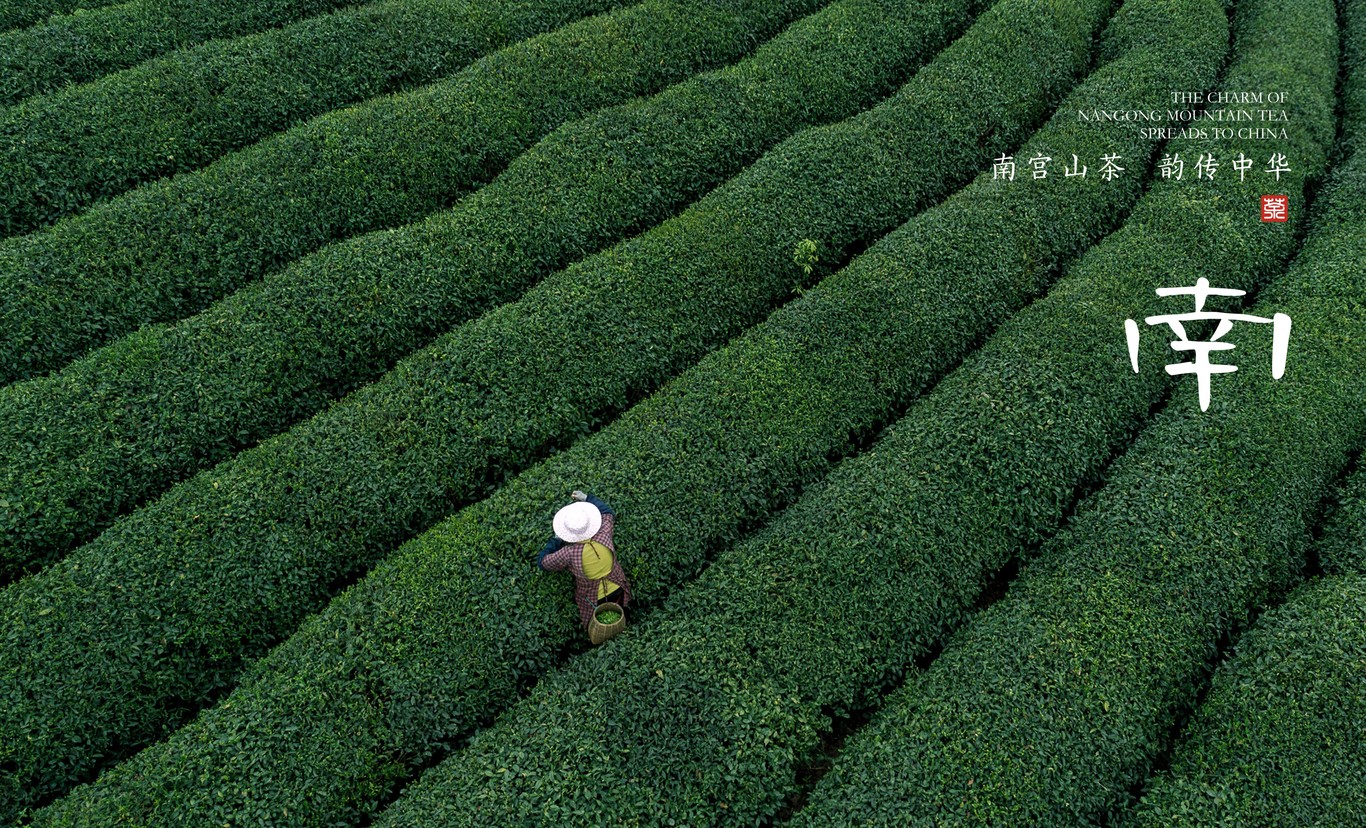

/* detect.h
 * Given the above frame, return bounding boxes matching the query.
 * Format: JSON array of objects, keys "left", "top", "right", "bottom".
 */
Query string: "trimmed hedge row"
[
  {"left": 0, "top": 0, "right": 628, "bottom": 236},
  {"left": 25, "top": 0, "right": 1214, "bottom": 821},
  {"left": 0, "top": 0, "right": 989, "bottom": 563},
  {"left": 5, "top": 0, "right": 943, "bottom": 392},
  {"left": 370, "top": 1, "right": 1355, "bottom": 823},
  {"left": 0, "top": 0, "right": 364, "bottom": 105},
  {"left": 368, "top": 0, "right": 1262, "bottom": 825},
  {"left": 1132, "top": 45, "right": 1366, "bottom": 810},
  {"left": 1342, "top": 0, "right": 1366, "bottom": 160},
  {"left": 1123, "top": 10, "right": 1366, "bottom": 820},
  {"left": 1121, "top": 574, "right": 1366, "bottom": 827},
  {"left": 0, "top": 0, "right": 120, "bottom": 33},
  {"left": 3, "top": 0, "right": 1110, "bottom": 819},
  {"left": 791, "top": 27, "right": 1363, "bottom": 828},
  {"left": 1318, "top": 465, "right": 1366, "bottom": 576},
  {"left": 0, "top": 0, "right": 837, "bottom": 576}
]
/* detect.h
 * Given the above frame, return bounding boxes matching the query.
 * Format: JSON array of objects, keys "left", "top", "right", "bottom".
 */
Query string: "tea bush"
[
  {"left": 369, "top": 0, "right": 1350, "bottom": 821},
  {"left": 0, "top": 0, "right": 628, "bottom": 235},
  {"left": 793, "top": 15, "right": 1364, "bottom": 823},
  {"left": 0, "top": 0, "right": 364, "bottom": 104},
  {"left": 0, "top": 0, "right": 835, "bottom": 571},
  {"left": 1319, "top": 467, "right": 1366, "bottom": 576},
  {"left": 1122, "top": 573, "right": 1366, "bottom": 826},
  {"left": 0, "top": 0, "right": 121, "bottom": 33},
  {"left": 4, "top": 0, "right": 1110, "bottom": 819}
]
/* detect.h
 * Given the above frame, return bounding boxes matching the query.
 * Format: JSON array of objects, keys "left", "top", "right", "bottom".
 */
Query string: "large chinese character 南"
[{"left": 1124, "top": 277, "right": 1291, "bottom": 411}]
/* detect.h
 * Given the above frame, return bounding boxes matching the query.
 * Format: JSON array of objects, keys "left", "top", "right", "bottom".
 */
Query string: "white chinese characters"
[
  {"left": 991, "top": 152, "right": 1291, "bottom": 183},
  {"left": 1125, "top": 278, "right": 1291, "bottom": 411}
]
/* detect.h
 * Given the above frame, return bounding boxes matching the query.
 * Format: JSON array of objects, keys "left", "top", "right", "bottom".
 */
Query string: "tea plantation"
[{"left": 1, "top": 0, "right": 1363, "bottom": 824}]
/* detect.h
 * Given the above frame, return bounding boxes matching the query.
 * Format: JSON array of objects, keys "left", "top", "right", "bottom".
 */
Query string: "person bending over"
[{"left": 537, "top": 490, "right": 632, "bottom": 628}]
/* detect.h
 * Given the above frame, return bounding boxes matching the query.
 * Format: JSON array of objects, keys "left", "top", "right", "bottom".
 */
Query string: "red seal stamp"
[{"left": 1261, "top": 195, "right": 1288, "bottom": 222}]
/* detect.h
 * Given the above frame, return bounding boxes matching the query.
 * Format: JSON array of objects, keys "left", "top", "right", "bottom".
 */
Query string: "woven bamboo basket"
[{"left": 588, "top": 602, "right": 626, "bottom": 645}]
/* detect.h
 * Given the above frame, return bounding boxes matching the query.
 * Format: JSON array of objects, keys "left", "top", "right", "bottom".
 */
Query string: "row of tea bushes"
[
  {"left": 0, "top": 0, "right": 119, "bottom": 33},
  {"left": 0, "top": 0, "right": 630, "bottom": 235},
  {"left": 1312, "top": 0, "right": 1366, "bottom": 573},
  {"left": 1319, "top": 465, "right": 1366, "bottom": 576},
  {"left": 1340, "top": 0, "right": 1366, "bottom": 160},
  {"left": 0, "top": 0, "right": 836, "bottom": 574},
  {"left": 0, "top": 0, "right": 365, "bottom": 105},
  {"left": 371, "top": 0, "right": 1349, "bottom": 822},
  {"left": 1123, "top": 7, "right": 1366, "bottom": 816},
  {"left": 1122, "top": 572, "right": 1366, "bottom": 826},
  {"left": 1, "top": 0, "right": 1113, "bottom": 819},
  {"left": 790, "top": 9, "right": 1359, "bottom": 824},
  {"left": 24, "top": 0, "right": 1219, "bottom": 821},
  {"left": 796, "top": 184, "right": 1363, "bottom": 823},
  {"left": 0, "top": 0, "right": 836, "bottom": 386}
]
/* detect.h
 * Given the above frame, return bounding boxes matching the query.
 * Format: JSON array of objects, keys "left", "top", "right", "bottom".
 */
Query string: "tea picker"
[{"left": 537, "top": 490, "right": 633, "bottom": 643}]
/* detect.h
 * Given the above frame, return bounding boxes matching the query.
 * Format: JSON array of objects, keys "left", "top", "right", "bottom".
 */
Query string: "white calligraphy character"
[{"left": 1125, "top": 278, "right": 1291, "bottom": 411}]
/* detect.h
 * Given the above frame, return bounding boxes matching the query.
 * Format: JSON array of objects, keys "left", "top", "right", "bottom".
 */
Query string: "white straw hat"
[{"left": 553, "top": 501, "right": 602, "bottom": 543}]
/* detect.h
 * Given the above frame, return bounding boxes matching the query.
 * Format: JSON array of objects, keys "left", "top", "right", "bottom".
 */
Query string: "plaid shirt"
[{"left": 538, "top": 509, "right": 633, "bottom": 628}]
